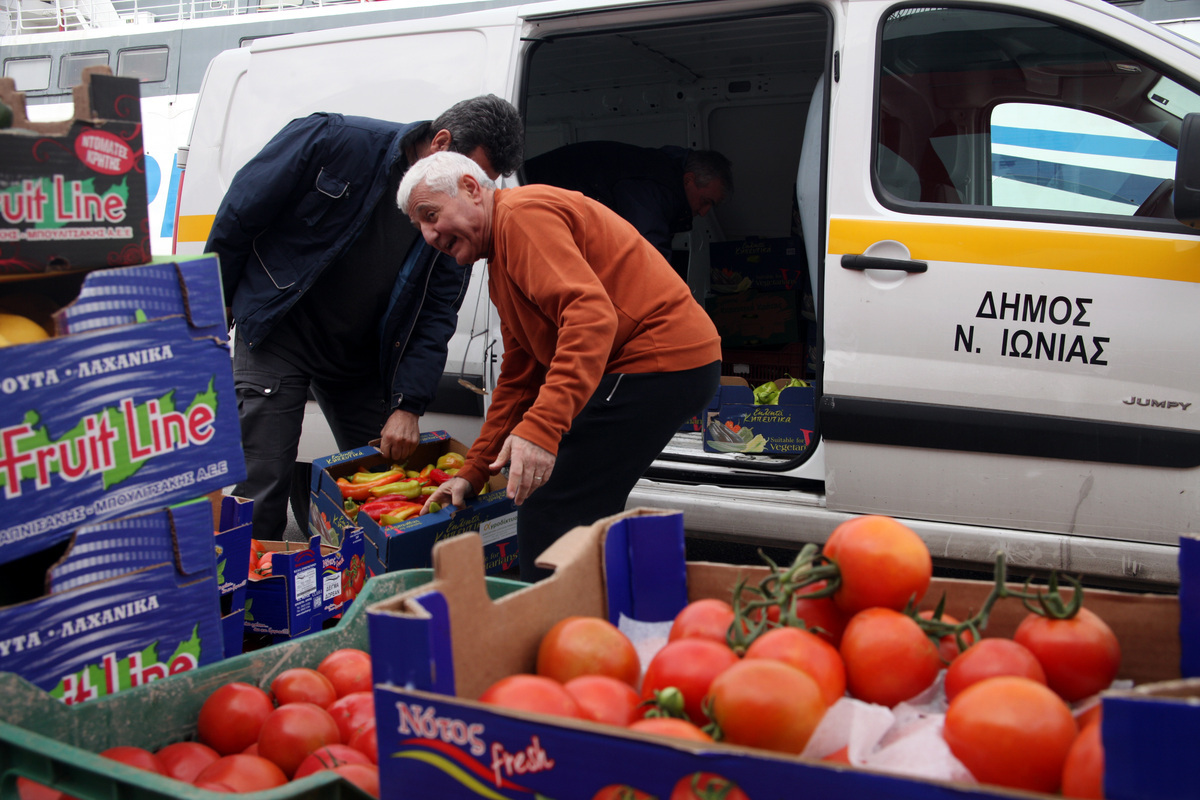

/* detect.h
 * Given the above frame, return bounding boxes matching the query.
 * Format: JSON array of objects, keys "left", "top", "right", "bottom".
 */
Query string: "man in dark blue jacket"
[
  {"left": 207, "top": 95, "right": 524, "bottom": 539},
  {"left": 522, "top": 141, "right": 733, "bottom": 261}
]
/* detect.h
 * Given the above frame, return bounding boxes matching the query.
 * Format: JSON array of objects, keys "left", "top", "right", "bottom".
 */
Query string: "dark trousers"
[
  {"left": 232, "top": 331, "right": 387, "bottom": 540},
  {"left": 517, "top": 360, "right": 720, "bottom": 581}
]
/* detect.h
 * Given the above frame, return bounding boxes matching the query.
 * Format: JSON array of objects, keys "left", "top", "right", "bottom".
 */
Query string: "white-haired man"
[{"left": 399, "top": 151, "right": 721, "bottom": 581}]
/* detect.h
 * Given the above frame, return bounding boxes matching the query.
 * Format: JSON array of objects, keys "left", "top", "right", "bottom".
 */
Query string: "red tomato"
[
  {"left": 669, "top": 598, "right": 735, "bottom": 645},
  {"left": 744, "top": 625, "right": 847, "bottom": 707},
  {"left": 944, "top": 637, "right": 1047, "bottom": 702},
  {"left": 348, "top": 720, "right": 379, "bottom": 764},
  {"left": 670, "top": 772, "right": 750, "bottom": 800},
  {"left": 536, "top": 616, "right": 641, "bottom": 687},
  {"left": 1014, "top": 607, "right": 1121, "bottom": 703},
  {"left": 193, "top": 754, "right": 288, "bottom": 792},
  {"left": 318, "top": 648, "right": 373, "bottom": 697},
  {"left": 242, "top": 742, "right": 259, "bottom": 756},
  {"left": 592, "top": 785, "right": 655, "bottom": 800},
  {"left": 563, "top": 674, "right": 642, "bottom": 727},
  {"left": 271, "top": 667, "right": 337, "bottom": 708},
  {"left": 332, "top": 763, "right": 380, "bottom": 798},
  {"left": 790, "top": 580, "right": 849, "bottom": 647},
  {"left": 641, "top": 638, "right": 739, "bottom": 726},
  {"left": 1061, "top": 718, "right": 1105, "bottom": 799},
  {"left": 627, "top": 717, "right": 712, "bottom": 742},
  {"left": 917, "top": 610, "right": 975, "bottom": 662},
  {"left": 197, "top": 682, "right": 276, "bottom": 755},
  {"left": 944, "top": 676, "right": 1078, "bottom": 794},
  {"left": 154, "top": 741, "right": 220, "bottom": 783},
  {"left": 327, "top": 691, "right": 376, "bottom": 743},
  {"left": 293, "top": 744, "right": 374, "bottom": 779},
  {"left": 257, "top": 702, "right": 342, "bottom": 778},
  {"left": 99, "top": 746, "right": 167, "bottom": 775},
  {"left": 15, "top": 778, "right": 74, "bottom": 800},
  {"left": 822, "top": 515, "right": 932, "bottom": 615},
  {"left": 822, "top": 745, "right": 851, "bottom": 764},
  {"left": 839, "top": 607, "right": 942, "bottom": 707},
  {"left": 249, "top": 539, "right": 266, "bottom": 569},
  {"left": 252, "top": 552, "right": 275, "bottom": 579},
  {"left": 478, "top": 674, "right": 584, "bottom": 719},
  {"left": 706, "top": 659, "right": 828, "bottom": 754}
]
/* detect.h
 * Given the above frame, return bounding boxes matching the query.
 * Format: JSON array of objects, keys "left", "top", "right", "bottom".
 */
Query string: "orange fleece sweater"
[{"left": 456, "top": 185, "right": 721, "bottom": 491}]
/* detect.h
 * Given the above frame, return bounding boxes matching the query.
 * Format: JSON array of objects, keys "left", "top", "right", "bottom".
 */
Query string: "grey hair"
[{"left": 397, "top": 151, "right": 495, "bottom": 215}]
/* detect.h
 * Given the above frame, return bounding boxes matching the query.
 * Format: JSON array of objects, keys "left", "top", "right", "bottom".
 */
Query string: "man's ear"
[
  {"left": 430, "top": 129, "right": 453, "bottom": 153},
  {"left": 460, "top": 173, "right": 483, "bottom": 200}
]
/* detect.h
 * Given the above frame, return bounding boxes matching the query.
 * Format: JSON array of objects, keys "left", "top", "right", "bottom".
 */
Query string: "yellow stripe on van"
[
  {"left": 176, "top": 214, "right": 216, "bottom": 244},
  {"left": 829, "top": 218, "right": 1200, "bottom": 283}
]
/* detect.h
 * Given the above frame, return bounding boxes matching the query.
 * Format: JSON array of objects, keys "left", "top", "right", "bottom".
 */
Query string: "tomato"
[
  {"left": 627, "top": 717, "right": 712, "bottom": 742},
  {"left": 670, "top": 772, "right": 750, "bottom": 800},
  {"left": 327, "top": 691, "right": 376, "bottom": 743},
  {"left": 790, "top": 580, "right": 849, "bottom": 647},
  {"left": 917, "top": 610, "right": 975, "bottom": 662},
  {"left": 743, "top": 625, "right": 846, "bottom": 706},
  {"left": 478, "top": 674, "right": 584, "bottom": 719},
  {"left": 249, "top": 539, "right": 266, "bottom": 570},
  {"left": 348, "top": 555, "right": 366, "bottom": 596},
  {"left": 839, "top": 607, "right": 941, "bottom": 707},
  {"left": 822, "top": 745, "right": 851, "bottom": 764},
  {"left": 563, "top": 674, "right": 642, "bottom": 727},
  {"left": 252, "top": 551, "right": 275, "bottom": 579},
  {"left": 271, "top": 667, "right": 337, "bottom": 708},
  {"left": 706, "top": 659, "right": 828, "bottom": 754},
  {"left": 242, "top": 742, "right": 259, "bottom": 756},
  {"left": 15, "top": 778, "right": 74, "bottom": 800},
  {"left": 640, "top": 638, "right": 739, "bottom": 726},
  {"left": 822, "top": 515, "right": 932, "bottom": 616},
  {"left": 332, "top": 763, "right": 380, "bottom": 798},
  {"left": 1013, "top": 607, "right": 1121, "bottom": 703},
  {"left": 944, "top": 637, "right": 1047, "bottom": 702},
  {"left": 1061, "top": 718, "right": 1105, "bottom": 799},
  {"left": 318, "top": 648, "right": 373, "bottom": 697},
  {"left": 192, "top": 754, "right": 288, "bottom": 792},
  {"left": 592, "top": 785, "right": 655, "bottom": 800},
  {"left": 99, "top": 746, "right": 167, "bottom": 775},
  {"left": 257, "top": 702, "right": 342, "bottom": 778},
  {"left": 944, "top": 676, "right": 1077, "bottom": 794},
  {"left": 669, "top": 598, "right": 735, "bottom": 645},
  {"left": 293, "top": 744, "right": 374, "bottom": 779},
  {"left": 154, "top": 741, "right": 220, "bottom": 783},
  {"left": 536, "top": 616, "right": 641, "bottom": 687},
  {"left": 348, "top": 720, "right": 379, "bottom": 764},
  {"left": 197, "top": 682, "right": 276, "bottom": 755}
]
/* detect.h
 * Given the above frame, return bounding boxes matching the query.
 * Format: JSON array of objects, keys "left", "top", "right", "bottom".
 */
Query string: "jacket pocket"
[{"left": 294, "top": 168, "right": 350, "bottom": 226}]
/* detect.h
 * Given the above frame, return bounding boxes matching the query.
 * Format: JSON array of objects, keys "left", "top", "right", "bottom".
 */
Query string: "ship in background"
[{"left": 2, "top": 0, "right": 1199, "bottom": 257}]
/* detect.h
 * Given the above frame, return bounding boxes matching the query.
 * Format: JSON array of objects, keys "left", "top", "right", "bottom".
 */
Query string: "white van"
[{"left": 174, "top": 0, "right": 1200, "bottom": 589}]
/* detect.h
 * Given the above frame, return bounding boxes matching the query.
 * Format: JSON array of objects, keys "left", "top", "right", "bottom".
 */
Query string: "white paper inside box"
[{"left": 365, "top": 509, "right": 1182, "bottom": 800}]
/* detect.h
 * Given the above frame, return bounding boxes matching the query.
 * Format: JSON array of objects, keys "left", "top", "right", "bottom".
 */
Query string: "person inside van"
[
  {"left": 400, "top": 151, "right": 722, "bottom": 581},
  {"left": 522, "top": 141, "right": 733, "bottom": 264},
  {"left": 206, "top": 95, "right": 524, "bottom": 541}
]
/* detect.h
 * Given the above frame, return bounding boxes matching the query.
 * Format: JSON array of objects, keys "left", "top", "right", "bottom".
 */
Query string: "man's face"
[
  {"left": 407, "top": 176, "right": 490, "bottom": 266},
  {"left": 684, "top": 174, "right": 726, "bottom": 217}
]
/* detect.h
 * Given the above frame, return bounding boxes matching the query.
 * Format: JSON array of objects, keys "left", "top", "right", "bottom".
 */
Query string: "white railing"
[{"left": 4, "top": 0, "right": 362, "bottom": 34}]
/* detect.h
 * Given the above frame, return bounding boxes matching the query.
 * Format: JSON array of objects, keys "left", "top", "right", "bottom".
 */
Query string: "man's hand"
[
  {"left": 421, "top": 476, "right": 474, "bottom": 514},
  {"left": 491, "top": 434, "right": 555, "bottom": 506},
  {"left": 379, "top": 409, "right": 420, "bottom": 462}
]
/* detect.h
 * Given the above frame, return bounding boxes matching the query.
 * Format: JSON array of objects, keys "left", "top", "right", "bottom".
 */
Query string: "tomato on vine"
[
  {"left": 1014, "top": 606, "right": 1120, "bottom": 703},
  {"left": 822, "top": 515, "right": 932, "bottom": 615},
  {"left": 640, "top": 638, "right": 739, "bottom": 726},
  {"left": 839, "top": 607, "right": 941, "bottom": 707},
  {"left": 705, "top": 659, "right": 828, "bottom": 754},
  {"left": 670, "top": 772, "right": 750, "bottom": 800},
  {"left": 537, "top": 616, "right": 641, "bottom": 687}
]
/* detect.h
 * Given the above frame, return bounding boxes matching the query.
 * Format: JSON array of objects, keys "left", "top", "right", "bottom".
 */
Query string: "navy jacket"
[{"left": 206, "top": 113, "right": 470, "bottom": 415}]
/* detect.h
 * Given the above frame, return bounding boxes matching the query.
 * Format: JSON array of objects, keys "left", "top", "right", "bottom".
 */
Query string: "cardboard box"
[
  {"left": 703, "top": 376, "right": 815, "bottom": 455},
  {"left": 366, "top": 509, "right": 1182, "bottom": 800},
  {"left": 0, "top": 497, "right": 225, "bottom": 703},
  {"left": 0, "top": 67, "right": 151, "bottom": 275},
  {"left": 243, "top": 529, "right": 365, "bottom": 643},
  {"left": 0, "top": 254, "right": 246, "bottom": 565},
  {"left": 213, "top": 495, "right": 252, "bottom": 659},
  {"left": 710, "top": 235, "right": 807, "bottom": 294},
  {"left": 705, "top": 289, "right": 799, "bottom": 347},
  {"left": 310, "top": 431, "right": 518, "bottom": 576}
]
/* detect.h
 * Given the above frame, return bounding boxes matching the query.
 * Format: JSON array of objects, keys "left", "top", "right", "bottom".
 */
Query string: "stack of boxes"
[{"left": 0, "top": 69, "right": 251, "bottom": 700}]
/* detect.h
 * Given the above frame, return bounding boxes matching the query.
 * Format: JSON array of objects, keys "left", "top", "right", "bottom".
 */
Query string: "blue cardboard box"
[
  {"left": 705, "top": 289, "right": 800, "bottom": 347},
  {"left": 214, "top": 495, "right": 252, "bottom": 659},
  {"left": 0, "top": 254, "right": 245, "bottom": 565},
  {"left": 703, "top": 377, "right": 815, "bottom": 455},
  {"left": 709, "top": 235, "right": 807, "bottom": 294},
  {"left": 310, "top": 432, "right": 517, "bottom": 577},
  {"left": 365, "top": 509, "right": 1182, "bottom": 800},
  {"left": 0, "top": 497, "right": 225, "bottom": 703}
]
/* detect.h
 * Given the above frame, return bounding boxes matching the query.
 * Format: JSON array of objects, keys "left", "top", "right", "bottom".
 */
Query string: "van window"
[
  {"left": 117, "top": 47, "right": 169, "bottom": 83},
  {"left": 60, "top": 52, "right": 109, "bottom": 89},
  {"left": 3, "top": 57, "right": 51, "bottom": 92},
  {"left": 876, "top": 6, "right": 1200, "bottom": 222}
]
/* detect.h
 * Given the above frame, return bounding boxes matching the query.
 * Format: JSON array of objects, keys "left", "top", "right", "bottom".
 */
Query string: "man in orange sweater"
[{"left": 399, "top": 151, "right": 722, "bottom": 580}]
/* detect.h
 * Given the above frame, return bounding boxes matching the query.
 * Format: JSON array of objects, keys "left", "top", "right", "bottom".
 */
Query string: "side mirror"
[{"left": 1173, "top": 112, "right": 1200, "bottom": 228}]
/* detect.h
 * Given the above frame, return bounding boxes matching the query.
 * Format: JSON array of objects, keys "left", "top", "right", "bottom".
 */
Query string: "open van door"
[{"left": 819, "top": 2, "right": 1200, "bottom": 553}]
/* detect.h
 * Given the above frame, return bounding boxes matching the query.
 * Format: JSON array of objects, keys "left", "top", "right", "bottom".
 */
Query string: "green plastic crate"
[{"left": 0, "top": 569, "right": 526, "bottom": 799}]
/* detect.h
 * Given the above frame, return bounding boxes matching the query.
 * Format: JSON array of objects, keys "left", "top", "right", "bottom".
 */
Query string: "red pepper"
[
  {"left": 359, "top": 499, "right": 423, "bottom": 522},
  {"left": 427, "top": 468, "right": 453, "bottom": 486}
]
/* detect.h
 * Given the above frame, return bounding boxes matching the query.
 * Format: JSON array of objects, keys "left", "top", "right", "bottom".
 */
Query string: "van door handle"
[{"left": 841, "top": 254, "right": 928, "bottom": 273}]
